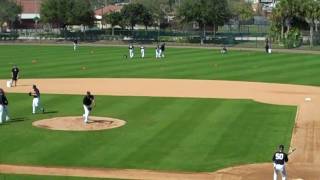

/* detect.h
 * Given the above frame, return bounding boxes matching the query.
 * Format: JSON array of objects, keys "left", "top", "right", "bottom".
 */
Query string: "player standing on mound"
[
  {"left": 272, "top": 144, "right": 288, "bottom": 180},
  {"left": 11, "top": 65, "right": 20, "bottom": 87},
  {"left": 29, "top": 85, "right": 45, "bottom": 114},
  {"left": 83, "top": 91, "right": 95, "bottom": 124}
]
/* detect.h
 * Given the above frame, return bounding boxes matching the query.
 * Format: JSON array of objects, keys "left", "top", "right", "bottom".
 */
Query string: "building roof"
[
  {"left": 16, "top": 0, "right": 41, "bottom": 14},
  {"left": 95, "top": 5, "right": 122, "bottom": 16}
]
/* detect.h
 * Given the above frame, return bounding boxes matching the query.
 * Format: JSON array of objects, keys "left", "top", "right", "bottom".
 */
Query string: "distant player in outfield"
[
  {"left": 83, "top": 91, "right": 95, "bottom": 124},
  {"left": 160, "top": 43, "right": 166, "bottom": 58},
  {"left": 156, "top": 45, "right": 161, "bottom": 59},
  {"left": 11, "top": 65, "right": 20, "bottom": 87},
  {"left": 129, "top": 44, "right": 134, "bottom": 58},
  {"left": 140, "top": 45, "right": 145, "bottom": 58},
  {"left": 221, "top": 46, "right": 227, "bottom": 54},
  {"left": 73, "top": 39, "right": 78, "bottom": 51},
  {"left": 0, "top": 88, "right": 10, "bottom": 123},
  {"left": 272, "top": 144, "right": 288, "bottom": 180},
  {"left": 29, "top": 85, "right": 44, "bottom": 114}
]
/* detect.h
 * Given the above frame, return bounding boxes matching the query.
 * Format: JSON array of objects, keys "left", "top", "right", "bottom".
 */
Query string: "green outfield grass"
[
  {"left": 0, "top": 45, "right": 320, "bottom": 86},
  {"left": 0, "top": 174, "right": 121, "bottom": 180},
  {"left": 0, "top": 94, "right": 296, "bottom": 172}
]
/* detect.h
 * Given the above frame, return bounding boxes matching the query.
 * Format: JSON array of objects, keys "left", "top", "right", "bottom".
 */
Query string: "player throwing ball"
[
  {"left": 83, "top": 91, "right": 95, "bottom": 124},
  {"left": 272, "top": 144, "right": 288, "bottom": 180},
  {"left": 29, "top": 85, "right": 44, "bottom": 114}
]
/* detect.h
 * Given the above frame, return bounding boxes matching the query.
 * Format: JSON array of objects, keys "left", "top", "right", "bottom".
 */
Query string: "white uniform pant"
[
  {"left": 141, "top": 49, "right": 145, "bottom": 58},
  {"left": 156, "top": 50, "right": 160, "bottom": 58},
  {"left": 32, "top": 97, "right": 40, "bottom": 114},
  {"left": 274, "top": 164, "right": 286, "bottom": 180},
  {"left": 0, "top": 105, "right": 9, "bottom": 123},
  {"left": 129, "top": 49, "right": 134, "bottom": 58},
  {"left": 73, "top": 43, "right": 77, "bottom": 51},
  {"left": 83, "top": 105, "right": 90, "bottom": 123}
]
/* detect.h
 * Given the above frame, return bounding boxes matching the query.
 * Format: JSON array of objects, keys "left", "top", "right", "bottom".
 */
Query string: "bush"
[{"left": 283, "top": 28, "right": 302, "bottom": 48}]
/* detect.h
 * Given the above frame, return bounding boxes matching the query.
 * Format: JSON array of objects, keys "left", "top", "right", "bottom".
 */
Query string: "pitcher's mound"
[{"left": 33, "top": 116, "right": 126, "bottom": 131}]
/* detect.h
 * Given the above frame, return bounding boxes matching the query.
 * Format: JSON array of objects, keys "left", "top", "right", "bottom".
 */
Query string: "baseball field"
[{"left": 0, "top": 45, "right": 319, "bottom": 180}]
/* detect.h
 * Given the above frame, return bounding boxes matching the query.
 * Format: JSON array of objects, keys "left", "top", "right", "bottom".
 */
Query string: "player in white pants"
[
  {"left": 272, "top": 145, "right": 288, "bottom": 180},
  {"left": 140, "top": 46, "right": 145, "bottom": 58},
  {"left": 30, "top": 85, "right": 44, "bottom": 114},
  {"left": 83, "top": 91, "right": 95, "bottom": 123},
  {"left": 129, "top": 44, "right": 134, "bottom": 58},
  {"left": 73, "top": 39, "right": 78, "bottom": 51},
  {"left": 0, "top": 88, "right": 9, "bottom": 123},
  {"left": 155, "top": 45, "right": 161, "bottom": 59}
]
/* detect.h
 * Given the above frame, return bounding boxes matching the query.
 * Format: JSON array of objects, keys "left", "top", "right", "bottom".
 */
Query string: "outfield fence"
[{"left": 1, "top": 24, "right": 319, "bottom": 50}]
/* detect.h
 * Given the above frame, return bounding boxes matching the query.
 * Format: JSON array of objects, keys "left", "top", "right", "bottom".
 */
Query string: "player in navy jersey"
[
  {"left": 272, "top": 144, "right": 288, "bottom": 180},
  {"left": 83, "top": 91, "right": 95, "bottom": 123}
]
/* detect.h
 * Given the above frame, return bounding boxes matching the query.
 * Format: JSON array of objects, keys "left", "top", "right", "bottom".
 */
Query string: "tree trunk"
[
  {"left": 213, "top": 24, "right": 216, "bottom": 37},
  {"left": 310, "top": 23, "right": 314, "bottom": 48},
  {"left": 281, "top": 22, "right": 284, "bottom": 40},
  {"left": 112, "top": 27, "right": 114, "bottom": 36}
]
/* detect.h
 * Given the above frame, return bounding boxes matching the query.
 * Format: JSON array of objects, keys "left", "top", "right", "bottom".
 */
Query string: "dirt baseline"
[
  {"left": 32, "top": 116, "right": 126, "bottom": 131},
  {"left": 1, "top": 78, "right": 320, "bottom": 180}
]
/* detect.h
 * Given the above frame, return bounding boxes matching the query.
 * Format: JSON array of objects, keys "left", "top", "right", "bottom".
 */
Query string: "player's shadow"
[{"left": 43, "top": 110, "right": 58, "bottom": 114}]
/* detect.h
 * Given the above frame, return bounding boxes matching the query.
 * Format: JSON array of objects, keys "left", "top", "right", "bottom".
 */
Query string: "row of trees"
[
  {"left": 0, "top": 0, "right": 254, "bottom": 36},
  {"left": 271, "top": 0, "right": 320, "bottom": 47},
  {"left": 0, "top": 0, "right": 21, "bottom": 32}
]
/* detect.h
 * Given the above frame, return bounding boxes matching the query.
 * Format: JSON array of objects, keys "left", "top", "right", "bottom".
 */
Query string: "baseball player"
[
  {"left": 11, "top": 65, "right": 20, "bottom": 87},
  {"left": 73, "top": 39, "right": 78, "bottom": 51},
  {"left": 221, "top": 46, "right": 227, "bottom": 54},
  {"left": 272, "top": 144, "right": 289, "bottom": 180},
  {"left": 29, "top": 85, "right": 44, "bottom": 114},
  {"left": 129, "top": 44, "right": 134, "bottom": 58},
  {"left": 140, "top": 45, "right": 145, "bottom": 58},
  {"left": 155, "top": 45, "right": 161, "bottom": 59},
  {"left": 160, "top": 43, "right": 166, "bottom": 58},
  {"left": 83, "top": 91, "right": 95, "bottom": 124},
  {"left": 0, "top": 88, "right": 9, "bottom": 123}
]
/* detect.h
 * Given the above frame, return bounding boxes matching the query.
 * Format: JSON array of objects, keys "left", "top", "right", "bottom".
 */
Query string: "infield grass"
[
  {"left": 0, "top": 174, "right": 121, "bottom": 180},
  {"left": 0, "top": 93, "right": 296, "bottom": 172},
  {"left": 0, "top": 45, "right": 320, "bottom": 86}
]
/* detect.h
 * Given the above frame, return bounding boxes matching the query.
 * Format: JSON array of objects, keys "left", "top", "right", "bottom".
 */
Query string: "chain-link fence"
[{"left": 1, "top": 24, "right": 319, "bottom": 49}]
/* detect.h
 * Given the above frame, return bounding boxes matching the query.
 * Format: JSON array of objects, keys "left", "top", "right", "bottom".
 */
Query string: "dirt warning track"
[{"left": 1, "top": 78, "right": 320, "bottom": 180}]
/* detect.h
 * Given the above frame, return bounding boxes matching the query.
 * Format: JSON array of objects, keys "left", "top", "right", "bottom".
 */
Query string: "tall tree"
[
  {"left": 41, "top": 0, "right": 95, "bottom": 29},
  {"left": 0, "top": 0, "right": 22, "bottom": 32},
  {"left": 103, "top": 11, "right": 123, "bottom": 35},
  {"left": 121, "top": 3, "right": 148, "bottom": 30},
  {"left": 178, "top": 0, "right": 231, "bottom": 44},
  {"left": 298, "top": 0, "right": 320, "bottom": 47},
  {"left": 229, "top": 0, "right": 254, "bottom": 32}
]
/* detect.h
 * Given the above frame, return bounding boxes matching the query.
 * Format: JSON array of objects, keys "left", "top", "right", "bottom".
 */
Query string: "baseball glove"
[
  {"left": 88, "top": 107, "right": 92, "bottom": 111},
  {"left": 28, "top": 92, "right": 32, "bottom": 96}
]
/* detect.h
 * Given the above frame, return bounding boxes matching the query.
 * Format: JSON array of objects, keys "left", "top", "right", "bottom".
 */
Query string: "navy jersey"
[
  {"left": 33, "top": 88, "right": 40, "bottom": 98},
  {"left": 272, "top": 151, "right": 288, "bottom": 165},
  {"left": 83, "top": 95, "right": 94, "bottom": 106},
  {"left": 12, "top": 67, "right": 19, "bottom": 78},
  {"left": 0, "top": 95, "right": 8, "bottom": 105}
]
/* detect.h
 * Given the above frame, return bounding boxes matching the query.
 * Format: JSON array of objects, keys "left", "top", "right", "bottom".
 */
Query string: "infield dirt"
[{"left": 1, "top": 78, "right": 319, "bottom": 180}]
